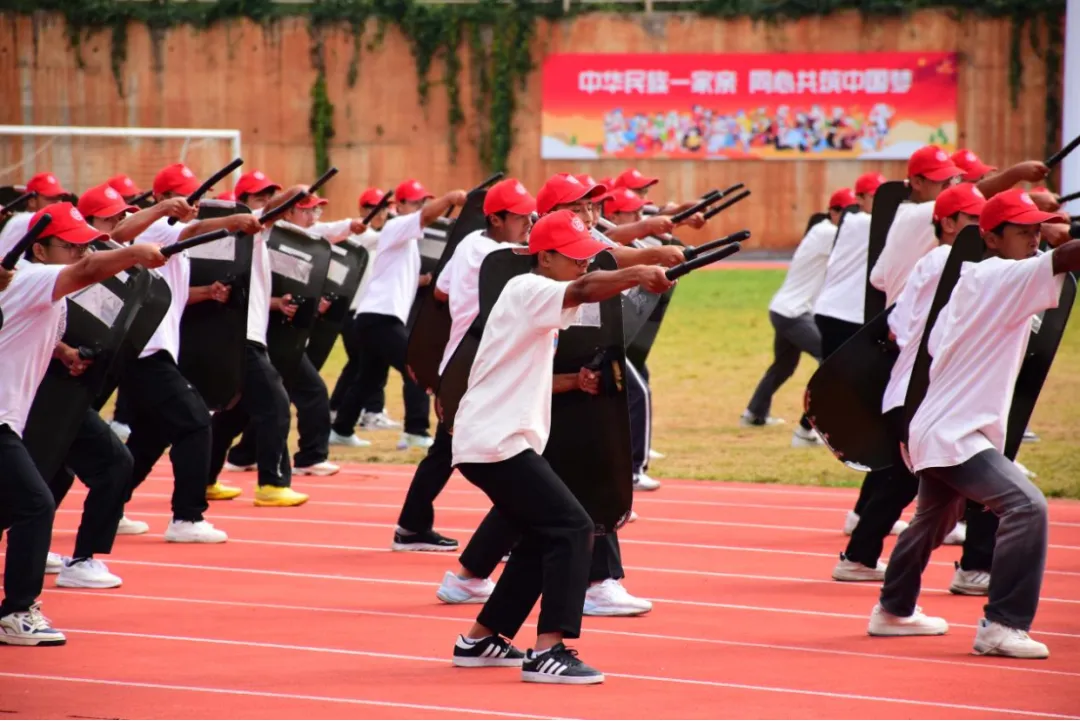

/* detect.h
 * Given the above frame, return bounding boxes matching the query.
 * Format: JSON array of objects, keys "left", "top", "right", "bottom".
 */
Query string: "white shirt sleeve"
[
  {"left": 135, "top": 217, "right": 185, "bottom": 248},
  {"left": 435, "top": 255, "right": 454, "bottom": 295},
  {"left": 378, "top": 212, "right": 423, "bottom": 252},
  {"left": 986, "top": 251, "right": 1066, "bottom": 326},
  {"left": 869, "top": 252, "right": 886, "bottom": 292},
  {"left": 0, "top": 213, "right": 33, "bottom": 258},
  {"left": 309, "top": 219, "right": 354, "bottom": 243},
  {"left": 508, "top": 274, "right": 577, "bottom": 333},
  {"left": 5, "top": 263, "right": 63, "bottom": 309}
]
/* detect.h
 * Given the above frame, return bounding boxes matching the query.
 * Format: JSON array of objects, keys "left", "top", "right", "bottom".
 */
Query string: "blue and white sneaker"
[
  {"left": 0, "top": 603, "right": 66, "bottom": 646},
  {"left": 452, "top": 634, "right": 525, "bottom": 667},
  {"left": 521, "top": 643, "right": 604, "bottom": 684}
]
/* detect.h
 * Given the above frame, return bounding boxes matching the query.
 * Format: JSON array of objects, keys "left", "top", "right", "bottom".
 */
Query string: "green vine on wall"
[{"left": 4, "top": 0, "right": 1068, "bottom": 176}]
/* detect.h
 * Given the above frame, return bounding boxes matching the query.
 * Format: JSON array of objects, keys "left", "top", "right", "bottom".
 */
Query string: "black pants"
[
  {"left": 460, "top": 510, "right": 624, "bottom": 585},
  {"left": 457, "top": 451, "right": 593, "bottom": 639},
  {"left": 814, "top": 314, "right": 861, "bottom": 361},
  {"left": 961, "top": 499, "right": 999, "bottom": 572},
  {"left": 211, "top": 343, "right": 292, "bottom": 488},
  {"left": 123, "top": 352, "right": 212, "bottom": 522},
  {"left": 398, "top": 421, "right": 453, "bottom": 532},
  {"left": 749, "top": 311, "right": 822, "bottom": 430},
  {"left": 112, "top": 388, "right": 134, "bottom": 426},
  {"left": 48, "top": 410, "right": 132, "bottom": 559},
  {"left": 228, "top": 355, "right": 330, "bottom": 469},
  {"left": 332, "top": 313, "right": 429, "bottom": 438},
  {"left": 0, "top": 425, "right": 55, "bottom": 617},
  {"left": 625, "top": 360, "right": 650, "bottom": 475},
  {"left": 329, "top": 314, "right": 386, "bottom": 415}
]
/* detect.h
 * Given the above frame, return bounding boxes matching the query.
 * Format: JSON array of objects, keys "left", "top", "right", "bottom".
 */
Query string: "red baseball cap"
[
  {"left": 907, "top": 145, "right": 963, "bottom": 183},
  {"left": 951, "top": 150, "right": 996, "bottom": 183},
  {"left": 215, "top": 190, "right": 237, "bottom": 201},
  {"left": 234, "top": 170, "right": 281, "bottom": 198},
  {"left": 394, "top": 179, "right": 434, "bottom": 203},
  {"left": 854, "top": 172, "right": 886, "bottom": 196},
  {"left": 107, "top": 174, "right": 143, "bottom": 197},
  {"left": 574, "top": 174, "right": 611, "bottom": 201},
  {"left": 933, "top": 183, "right": 987, "bottom": 222},
  {"left": 979, "top": 188, "right": 1060, "bottom": 233},
  {"left": 536, "top": 173, "right": 606, "bottom": 214},
  {"left": 605, "top": 187, "right": 647, "bottom": 214},
  {"left": 295, "top": 193, "right": 329, "bottom": 210},
  {"left": 358, "top": 187, "right": 387, "bottom": 208},
  {"left": 77, "top": 184, "right": 137, "bottom": 220},
  {"left": 483, "top": 178, "right": 536, "bottom": 216},
  {"left": 26, "top": 172, "right": 69, "bottom": 198},
  {"left": 153, "top": 163, "right": 201, "bottom": 196},
  {"left": 30, "top": 203, "right": 108, "bottom": 245},
  {"left": 828, "top": 188, "right": 857, "bottom": 209},
  {"left": 614, "top": 168, "right": 659, "bottom": 191},
  {"left": 526, "top": 209, "right": 608, "bottom": 260}
]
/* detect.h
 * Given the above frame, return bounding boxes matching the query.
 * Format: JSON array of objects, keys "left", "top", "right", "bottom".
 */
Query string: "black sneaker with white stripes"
[
  {"left": 391, "top": 528, "right": 458, "bottom": 552},
  {"left": 521, "top": 643, "right": 604, "bottom": 685},
  {"left": 452, "top": 635, "right": 525, "bottom": 667}
]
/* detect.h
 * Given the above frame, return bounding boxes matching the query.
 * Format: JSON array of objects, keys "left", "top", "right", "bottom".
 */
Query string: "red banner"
[{"left": 540, "top": 52, "right": 958, "bottom": 161}]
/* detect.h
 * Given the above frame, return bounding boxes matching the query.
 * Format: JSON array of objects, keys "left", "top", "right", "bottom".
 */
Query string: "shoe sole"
[
  {"left": 868, "top": 625, "right": 948, "bottom": 637},
  {"left": 254, "top": 499, "right": 309, "bottom": 508},
  {"left": 436, "top": 590, "right": 490, "bottom": 604},
  {"left": 632, "top": 485, "right": 660, "bottom": 492},
  {"left": 116, "top": 527, "right": 150, "bottom": 535},
  {"left": 56, "top": 578, "right": 122, "bottom": 589},
  {"left": 583, "top": 606, "right": 651, "bottom": 617},
  {"left": 973, "top": 642, "right": 1049, "bottom": 659},
  {"left": 329, "top": 442, "right": 372, "bottom": 448},
  {"left": 452, "top": 657, "right": 523, "bottom": 668},
  {"left": 0, "top": 635, "right": 67, "bottom": 647},
  {"left": 522, "top": 671, "right": 605, "bottom": 685},
  {"left": 165, "top": 536, "right": 228, "bottom": 544},
  {"left": 206, "top": 494, "right": 241, "bottom": 501},
  {"left": 949, "top": 585, "right": 989, "bottom": 596},
  {"left": 45, "top": 567, "right": 62, "bottom": 575},
  {"left": 833, "top": 573, "right": 885, "bottom": 582},
  {"left": 391, "top": 542, "right": 458, "bottom": 552},
  {"left": 294, "top": 469, "right": 340, "bottom": 477}
]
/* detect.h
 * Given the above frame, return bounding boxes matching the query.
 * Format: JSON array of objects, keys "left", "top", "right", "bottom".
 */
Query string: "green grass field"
[{"left": 320, "top": 269, "right": 1080, "bottom": 498}]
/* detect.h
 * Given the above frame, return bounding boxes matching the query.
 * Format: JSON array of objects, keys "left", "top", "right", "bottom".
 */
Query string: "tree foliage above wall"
[{"left": 2, "top": 0, "right": 1067, "bottom": 176}]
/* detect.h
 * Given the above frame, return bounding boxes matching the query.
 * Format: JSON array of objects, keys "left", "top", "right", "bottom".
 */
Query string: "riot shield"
[
  {"left": 406, "top": 191, "right": 488, "bottom": 392},
  {"left": 177, "top": 199, "right": 254, "bottom": 410},
  {"left": 804, "top": 308, "right": 897, "bottom": 471},
  {"left": 265, "top": 223, "right": 332, "bottom": 386},
  {"left": 545, "top": 251, "right": 634, "bottom": 533},
  {"left": 306, "top": 241, "right": 368, "bottom": 371},
  {"left": 865, "top": 181, "right": 910, "bottom": 320},
  {"left": 23, "top": 241, "right": 169, "bottom": 480}
]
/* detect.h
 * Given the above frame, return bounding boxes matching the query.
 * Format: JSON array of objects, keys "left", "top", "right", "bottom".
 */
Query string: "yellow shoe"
[
  {"left": 206, "top": 482, "right": 242, "bottom": 501},
  {"left": 254, "top": 485, "right": 309, "bottom": 507}
]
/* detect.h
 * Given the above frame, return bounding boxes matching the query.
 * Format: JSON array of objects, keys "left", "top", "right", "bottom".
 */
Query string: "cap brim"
[
  {"left": 399, "top": 192, "right": 435, "bottom": 202},
  {"left": 556, "top": 235, "right": 610, "bottom": 261},
  {"left": 56, "top": 226, "right": 108, "bottom": 245},
  {"left": 921, "top": 165, "right": 963, "bottom": 182},
  {"left": 248, "top": 181, "right": 282, "bottom": 195},
  {"left": 100, "top": 201, "right": 138, "bottom": 218},
  {"left": 1005, "top": 208, "right": 1061, "bottom": 226},
  {"left": 297, "top": 197, "right": 330, "bottom": 209},
  {"left": 505, "top": 197, "right": 537, "bottom": 215},
  {"left": 626, "top": 177, "right": 659, "bottom": 190},
  {"left": 585, "top": 183, "right": 609, "bottom": 199}
]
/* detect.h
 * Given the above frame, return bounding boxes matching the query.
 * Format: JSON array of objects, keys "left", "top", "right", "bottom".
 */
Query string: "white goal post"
[{"left": 0, "top": 125, "right": 242, "bottom": 196}]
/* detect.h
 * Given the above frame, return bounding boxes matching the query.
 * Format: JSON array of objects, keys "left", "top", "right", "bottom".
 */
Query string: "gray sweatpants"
[
  {"left": 880, "top": 448, "right": 1048, "bottom": 631},
  {"left": 747, "top": 311, "right": 822, "bottom": 420}
]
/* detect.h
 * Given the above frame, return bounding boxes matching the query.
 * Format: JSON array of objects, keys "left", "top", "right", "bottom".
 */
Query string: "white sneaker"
[
  {"left": 1014, "top": 460, "right": 1037, "bottom": 479},
  {"left": 633, "top": 472, "right": 661, "bottom": 492},
  {"left": 164, "top": 520, "right": 228, "bottom": 544},
  {"left": 973, "top": 618, "right": 1049, "bottom": 659},
  {"left": 436, "top": 571, "right": 495, "bottom": 604},
  {"left": 627, "top": 509, "right": 639, "bottom": 523},
  {"left": 116, "top": 515, "right": 149, "bottom": 535},
  {"left": 0, "top": 603, "right": 66, "bottom": 646},
  {"left": 949, "top": 563, "right": 990, "bottom": 596},
  {"left": 648, "top": 449, "right": 665, "bottom": 460},
  {"left": 45, "top": 552, "right": 65, "bottom": 575},
  {"left": 56, "top": 558, "right": 122, "bottom": 589},
  {"left": 360, "top": 411, "right": 402, "bottom": 430},
  {"left": 294, "top": 461, "right": 340, "bottom": 477},
  {"left": 867, "top": 604, "right": 948, "bottom": 636},
  {"left": 843, "top": 511, "right": 907, "bottom": 537},
  {"left": 891, "top": 519, "right": 909, "bottom": 535},
  {"left": 791, "top": 426, "right": 824, "bottom": 448},
  {"left": 397, "top": 433, "right": 434, "bottom": 450},
  {"left": 583, "top": 579, "right": 652, "bottom": 616},
  {"left": 109, "top": 421, "right": 131, "bottom": 442},
  {"left": 329, "top": 409, "right": 337, "bottom": 424},
  {"left": 943, "top": 521, "right": 967, "bottom": 546},
  {"left": 223, "top": 461, "right": 256, "bottom": 472},
  {"left": 740, "top": 410, "right": 785, "bottom": 427},
  {"left": 832, "top": 554, "right": 886, "bottom": 582},
  {"left": 329, "top": 430, "right": 371, "bottom": 448}
]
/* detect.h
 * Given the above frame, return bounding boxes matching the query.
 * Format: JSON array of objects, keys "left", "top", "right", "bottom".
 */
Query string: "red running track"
[{"left": 5, "top": 463, "right": 1080, "bottom": 719}]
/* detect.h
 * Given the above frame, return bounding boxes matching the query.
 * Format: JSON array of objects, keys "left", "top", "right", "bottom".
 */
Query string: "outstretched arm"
[{"left": 564, "top": 265, "right": 673, "bottom": 309}]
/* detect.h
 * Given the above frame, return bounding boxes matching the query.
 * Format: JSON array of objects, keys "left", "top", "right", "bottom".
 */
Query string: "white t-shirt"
[
  {"left": 347, "top": 228, "right": 380, "bottom": 312},
  {"left": 248, "top": 208, "right": 271, "bottom": 346},
  {"left": 355, "top": 212, "right": 423, "bottom": 324},
  {"left": 309, "top": 219, "right": 353, "bottom": 244},
  {"left": 769, "top": 219, "right": 836, "bottom": 318},
  {"left": 0, "top": 263, "right": 65, "bottom": 436},
  {"left": 0, "top": 212, "right": 33, "bottom": 259},
  {"left": 452, "top": 273, "right": 582, "bottom": 466},
  {"left": 136, "top": 217, "right": 188, "bottom": 362},
  {"left": 436, "top": 230, "right": 518, "bottom": 375},
  {"left": 870, "top": 201, "right": 936, "bottom": 307},
  {"left": 814, "top": 212, "right": 870, "bottom": 324},
  {"left": 881, "top": 244, "right": 950, "bottom": 412},
  {"left": 908, "top": 250, "right": 1065, "bottom": 471}
]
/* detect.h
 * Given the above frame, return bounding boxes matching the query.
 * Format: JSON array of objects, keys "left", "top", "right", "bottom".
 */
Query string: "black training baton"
[
  {"left": 129, "top": 189, "right": 154, "bottom": 206},
  {"left": 670, "top": 190, "right": 722, "bottom": 224},
  {"left": 666, "top": 242, "right": 742, "bottom": 281},
  {"left": 683, "top": 229, "right": 751, "bottom": 261},
  {"left": 161, "top": 229, "right": 231, "bottom": 258},
  {"left": 307, "top": 166, "right": 339, "bottom": 197},
  {"left": 169, "top": 157, "right": 245, "bottom": 225},
  {"left": 2, "top": 214, "right": 52, "bottom": 269},
  {"left": 1047, "top": 135, "right": 1080, "bottom": 169},
  {"left": 361, "top": 192, "right": 393, "bottom": 226},
  {"left": 446, "top": 172, "right": 506, "bottom": 220},
  {"left": 703, "top": 189, "right": 751, "bottom": 221},
  {"left": 1, "top": 191, "right": 36, "bottom": 216},
  {"left": 1056, "top": 190, "right": 1080, "bottom": 205}
]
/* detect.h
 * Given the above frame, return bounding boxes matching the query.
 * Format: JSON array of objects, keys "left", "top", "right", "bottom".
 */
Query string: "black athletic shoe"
[
  {"left": 521, "top": 643, "right": 604, "bottom": 685},
  {"left": 391, "top": 528, "right": 459, "bottom": 552},
  {"left": 452, "top": 635, "right": 525, "bottom": 667}
]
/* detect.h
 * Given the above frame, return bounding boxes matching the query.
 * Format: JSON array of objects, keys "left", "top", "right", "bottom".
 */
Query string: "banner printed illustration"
[{"left": 541, "top": 52, "right": 958, "bottom": 161}]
